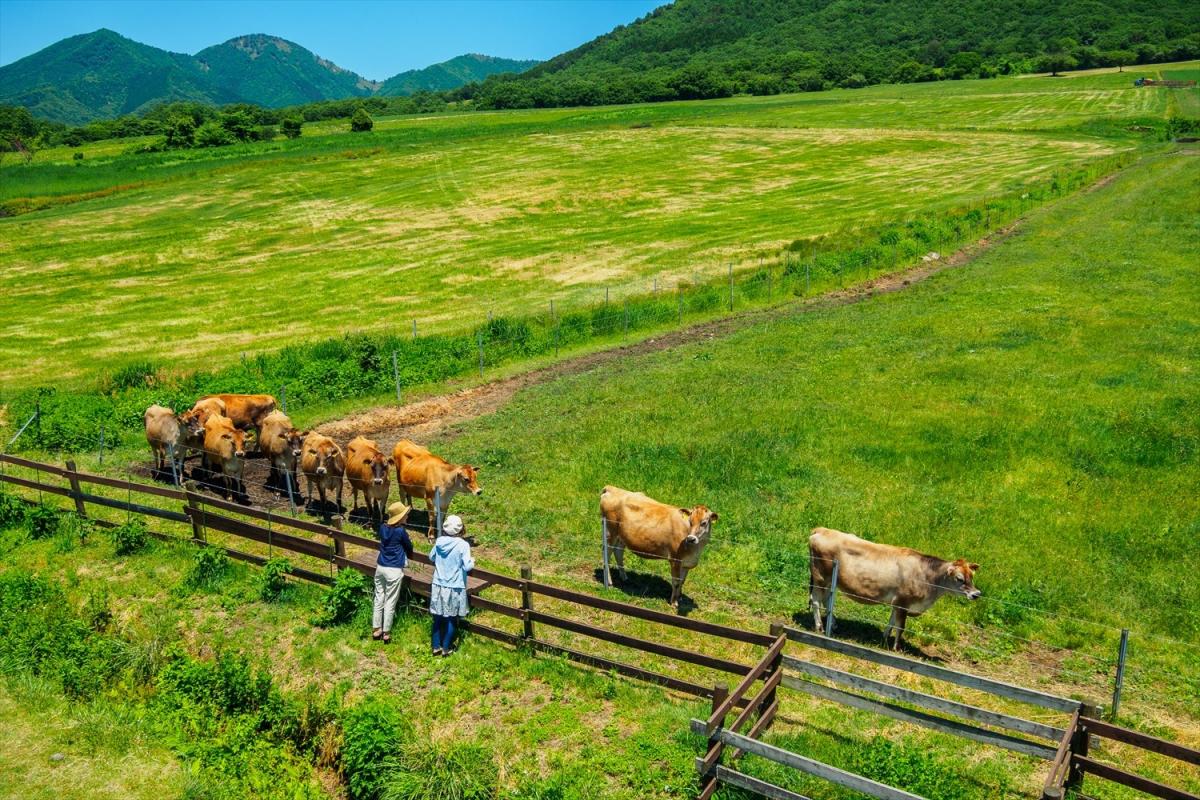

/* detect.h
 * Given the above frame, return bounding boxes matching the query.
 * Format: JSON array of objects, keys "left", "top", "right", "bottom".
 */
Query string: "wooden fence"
[{"left": 1042, "top": 714, "right": 1200, "bottom": 800}]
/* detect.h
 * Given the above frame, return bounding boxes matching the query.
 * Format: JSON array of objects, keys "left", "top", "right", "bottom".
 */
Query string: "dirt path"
[{"left": 315, "top": 219, "right": 1023, "bottom": 447}]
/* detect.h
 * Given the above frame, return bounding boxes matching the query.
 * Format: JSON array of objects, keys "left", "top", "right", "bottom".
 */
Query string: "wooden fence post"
[
  {"left": 699, "top": 683, "right": 731, "bottom": 800},
  {"left": 186, "top": 492, "right": 205, "bottom": 544},
  {"left": 64, "top": 460, "right": 86, "bottom": 518},
  {"left": 332, "top": 515, "right": 346, "bottom": 559},
  {"left": 1067, "top": 717, "right": 1089, "bottom": 793},
  {"left": 825, "top": 559, "right": 839, "bottom": 637},
  {"left": 764, "top": 622, "right": 784, "bottom": 717},
  {"left": 520, "top": 565, "right": 534, "bottom": 642}
]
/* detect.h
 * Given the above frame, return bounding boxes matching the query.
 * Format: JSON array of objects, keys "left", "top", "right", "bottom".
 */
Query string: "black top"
[{"left": 377, "top": 523, "right": 414, "bottom": 569}]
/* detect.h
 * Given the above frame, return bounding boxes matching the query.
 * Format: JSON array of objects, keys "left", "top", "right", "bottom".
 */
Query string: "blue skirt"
[{"left": 429, "top": 584, "right": 469, "bottom": 617}]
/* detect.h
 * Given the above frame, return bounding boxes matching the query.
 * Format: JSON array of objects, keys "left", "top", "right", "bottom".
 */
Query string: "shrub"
[
  {"left": 258, "top": 557, "right": 294, "bottom": 602},
  {"left": 184, "top": 546, "right": 230, "bottom": 591},
  {"left": 110, "top": 517, "right": 149, "bottom": 555},
  {"left": 341, "top": 696, "right": 414, "bottom": 800},
  {"left": 72, "top": 151, "right": 84, "bottom": 161},
  {"left": 158, "top": 650, "right": 275, "bottom": 717},
  {"left": 25, "top": 504, "right": 59, "bottom": 540},
  {"left": 384, "top": 741, "right": 499, "bottom": 800},
  {"left": 313, "top": 568, "right": 369, "bottom": 627},
  {"left": 84, "top": 589, "right": 113, "bottom": 632},
  {"left": 0, "top": 488, "right": 26, "bottom": 529},
  {"left": 281, "top": 117, "right": 303, "bottom": 139},
  {"left": 350, "top": 107, "right": 374, "bottom": 133},
  {"left": 108, "top": 361, "right": 158, "bottom": 390}
]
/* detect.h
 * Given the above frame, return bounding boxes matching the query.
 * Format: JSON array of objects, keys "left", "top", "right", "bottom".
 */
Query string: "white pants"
[{"left": 372, "top": 566, "right": 405, "bottom": 633}]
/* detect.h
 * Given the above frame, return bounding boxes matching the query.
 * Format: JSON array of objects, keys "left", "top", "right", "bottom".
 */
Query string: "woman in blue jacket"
[
  {"left": 373, "top": 502, "right": 414, "bottom": 645},
  {"left": 429, "top": 514, "right": 474, "bottom": 656}
]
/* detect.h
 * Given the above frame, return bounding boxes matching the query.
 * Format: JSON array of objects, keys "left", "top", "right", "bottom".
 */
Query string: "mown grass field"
[{"left": 3, "top": 63, "right": 1196, "bottom": 388}]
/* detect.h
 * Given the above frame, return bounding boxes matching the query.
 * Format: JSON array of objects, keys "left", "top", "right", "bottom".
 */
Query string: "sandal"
[
  {"left": 372, "top": 629, "right": 383, "bottom": 640},
  {"left": 381, "top": 633, "right": 391, "bottom": 645}
]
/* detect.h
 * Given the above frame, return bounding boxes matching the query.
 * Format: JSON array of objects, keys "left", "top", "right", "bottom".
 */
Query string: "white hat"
[{"left": 442, "top": 514, "right": 464, "bottom": 537}]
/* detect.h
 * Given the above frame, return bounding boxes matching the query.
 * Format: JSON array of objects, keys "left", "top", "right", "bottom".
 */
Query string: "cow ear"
[
  {"left": 709, "top": 512, "right": 719, "bottom": 521},
  {"left": 679, "top": 507, "right": 691, "bottom": 517},
  {"left": 969, "top": 563, "right": 980, "bottom": 572}
]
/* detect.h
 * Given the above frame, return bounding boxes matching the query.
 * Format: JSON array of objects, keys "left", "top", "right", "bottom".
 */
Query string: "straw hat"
[{"left": 386, "top": 502, "right": 412, "bottom": 526}]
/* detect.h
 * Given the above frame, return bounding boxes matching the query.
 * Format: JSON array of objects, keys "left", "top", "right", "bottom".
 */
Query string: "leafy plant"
[
  {"left": 83, "top": 589, "right": 112, "bottom": 632},
  {"left": 0, "top": 487, "right": 25, "bottom": 529},
  {"left": 258, "top": 556, "right": 294, "bottom": 602},
  {"left": 183, "top": 546, "right": 230, "bottom": 591},
  {"left": 25, "top": 504, "right": 59, "bottom": 539},
  {"left": 313, "top": 567, "right": 369, "bottom": 627},
  {"left": 340, "top": 696, "right": 413, "bottom": 800},
  {"left": 109, "top": 516, "right": 149, "bottom": 555}
]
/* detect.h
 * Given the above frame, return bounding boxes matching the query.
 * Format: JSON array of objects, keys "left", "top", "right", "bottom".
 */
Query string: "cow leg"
[
  {"left": 613, "top": 539, "right": 627, "bottom": 581},
  {"left": 670, "top": 565, "right": 687, "bottom": 611},
  {"left": 893, "top": 609, "right": 909, "bottom": 651},
  {"left": 884, "top": 606, "right": 898, "bottom": 647},
  {"left": 811, "top": 584, "right": 828, "bottom": 632}
]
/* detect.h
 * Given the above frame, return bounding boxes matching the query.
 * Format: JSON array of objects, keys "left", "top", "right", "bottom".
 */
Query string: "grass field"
[{"left": 5, "top": 64, "right": 1196, "bottom": 388}]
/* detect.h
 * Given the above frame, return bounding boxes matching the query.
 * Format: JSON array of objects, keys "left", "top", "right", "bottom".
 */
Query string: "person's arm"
[
  {"left": 461, "top": 543, "right": 475, "bottom": 574},
  {"left": 399, "top": 527, "right": 414, "bottom": 559}
]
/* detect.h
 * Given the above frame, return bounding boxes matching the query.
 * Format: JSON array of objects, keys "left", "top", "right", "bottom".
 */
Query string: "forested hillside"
[
  {"left": 379, "top": 53, "right": 538, "bottom": 95},
  {"left": 467, "top": 0, "right": 1200, "bottom": 107}
]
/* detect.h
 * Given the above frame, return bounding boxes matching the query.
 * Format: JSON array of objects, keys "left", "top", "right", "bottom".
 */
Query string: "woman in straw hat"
[
  {"left": 372, "top": 501, "right": 414, "bottom": 644},
  {"left": 429, "top": 514, "right": 474, "bottom": 656}
]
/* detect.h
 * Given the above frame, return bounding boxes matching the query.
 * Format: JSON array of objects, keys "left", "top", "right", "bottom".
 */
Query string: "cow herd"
[
  {"left": 143, "top": 394, "right": 482, "bottom": 529},
  {"left": 145, "top": 393, "right": 982, "bottom": 647}
]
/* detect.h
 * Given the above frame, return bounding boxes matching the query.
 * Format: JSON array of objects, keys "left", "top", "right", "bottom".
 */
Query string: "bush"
[
  {"left": 84, "top": 589, "right": 113, "bottom": 632},
  {"left": 281, "top": 117, "right": 303, "bottom": 139},
  {"left": 110, "top": 517, "right": 149, "bottom": 555},
  {"left": 25, "top": 504, "right": 59, "bottom": 540},
  {"left": 184, "top": 546, "right": 230, "bottom": 591},
  {"left": 258, "top": 557, "right": 294, "bottom": 602},
  {"left": 384, "top": 742, "right": 499, "bottom": 800},
  {"left": 350, "top": 107, "right": 374, "bottom": 133},
  {"left": 0, "top": 488, "right": 26, "bottom": 529},
  {"left": 72, "top": 151, "right": 83, "bottom": 161},
  {"left": 195, "top": 120, "right": 236, "bottom": 148},
  {"left": 341, "top": 696, "right": 414, "bottom": 800},
  {"left": 313, "top": 568, "right": 369, "bottom": 627}
]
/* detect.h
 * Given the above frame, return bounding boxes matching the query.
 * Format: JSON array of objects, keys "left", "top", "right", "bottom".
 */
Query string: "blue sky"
[{"left": 0, "top": 0, "right": 665, "bottom": 79}]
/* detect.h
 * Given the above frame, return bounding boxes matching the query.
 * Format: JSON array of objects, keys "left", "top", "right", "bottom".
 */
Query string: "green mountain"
[
  {"left": 477, "top": 0, "right": 1199, "bottom": 107},
  {"left": 379, "top": 53, "right": 538, "bottom": 95},
  {"left": 195, "top": 34, "right": 378, "bottom": 107},
  {"left": 0, "top": 29, "right": 222, "bottom": 125}
]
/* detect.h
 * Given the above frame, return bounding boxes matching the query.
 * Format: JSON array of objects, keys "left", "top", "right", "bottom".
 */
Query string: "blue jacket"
[
  {"left": 430, "top": 535, "right": 475, "bottom": 589},
  {"left": 377, "top": 524, "right": 414, "bottom": 569}
]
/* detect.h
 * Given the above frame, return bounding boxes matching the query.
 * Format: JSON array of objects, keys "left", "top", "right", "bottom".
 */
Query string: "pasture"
[{"left": 5, "top": 63, "right": 1197, "bottom": 388}]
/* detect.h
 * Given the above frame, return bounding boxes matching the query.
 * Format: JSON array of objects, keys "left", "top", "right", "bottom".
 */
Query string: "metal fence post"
[
  {"left": 392, "top": 350, "right": 401, "bottom": 403},
  {"left": 168, "top": 442, "right": 180, "bottom": 486},
  {"left": 1110, "top": 629, "right": 1129, "bottom": 720},
  {"left": 520, "top": 565, "right": 534, "bottom": 641},
  {"left": 805, "top": 261, "right": 811, "bottom": 296},
  {"left": 728, "top": 263, "right": 734, "bottom": 311},
  {"left": 825, "top": 558, "right": 839, "bottom": 637},
  {"left": 412, "top": 319, "right": 417, "bottom": 339},
  {"left": 477, "top": 330, "right": 484, "bottom": 378},
  {"left": 435, "top": 487, "right": 443, "bottom": 536},
  {"left": 677, "top": 286, "right": 683, "bottom": 324},
  {"left": 280, "top": 384, "right": 287, "bottom": 414},
  {"left": 602, "top": 517, "right": 611, "bottom": 588},
  {"left": 97, "top": 424, "right": 106, "bottom": 465},
  {"left": 623, "top": 298, "right": 629, "bottom": 337}
]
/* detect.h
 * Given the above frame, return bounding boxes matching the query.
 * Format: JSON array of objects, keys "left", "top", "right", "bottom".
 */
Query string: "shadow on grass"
[
  {"left": 788, "top": 609, "right": 945, "bottom": 661},
  {"left": 591, "top": 567, "right": 696, "bottom": 616}
]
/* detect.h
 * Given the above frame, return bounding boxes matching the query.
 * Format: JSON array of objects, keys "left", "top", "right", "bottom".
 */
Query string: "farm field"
[
  {"left": 2, "top": 145, "right": 1197, "bottom": 800},
  {"left": 3, "top": 63, "right": 1196, "bottom": 388}
]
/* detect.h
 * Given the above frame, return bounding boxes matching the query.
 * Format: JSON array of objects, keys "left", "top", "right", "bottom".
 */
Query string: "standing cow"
[
  {"left": 346, "top": 436, "right": 390, "bottom": 526},
  {"left": 259, "top": 411, "right": 305, "bottom": 496},
  {"left": 199, "top": 394, "right": 277, "bottom": 447},
  {"left": 599, "top": 485, "right": 718, "bottom": 611},
  {"left": 392, "top": 439, "right": 481, "bottom": 531},
  {"left": 808, "top": 527, "right": 981, "bottom": 650},
  {"left": 300, "top": 433, "right": 345, "bottom": 512},
  {"left": 202, "top": 414, "right": 247, "bottom": 501},
  {"left": 180, "top": 397, "right": 225, "bottom": 462},
  {"left": 143, "top": 405, "right": 184, "bottom": 482}
]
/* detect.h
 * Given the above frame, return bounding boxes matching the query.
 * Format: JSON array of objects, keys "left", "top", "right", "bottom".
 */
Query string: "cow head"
[
  {"left": 367, "top": 449, "right": 388, "bottom": 486},
  {"left": 681, "top": 505, "right": 718, "bottom": 547},
  {"left": 180, "top": 409, "right": 206, "bottom": 441},
  {"left": 455, "top": 464, "right": 482, "bottom": 497},
  {"left": 942, "top": 559, "right": 981, "bottom": 600},
  {"left": 285, "top": 428, "right": 306, "bottom": 464},
  {"left": 214, "top": 426, "right": 246, "bottom": 461},
  {"left": 308, "top": 438, "right": 343, "bottom": 476}
]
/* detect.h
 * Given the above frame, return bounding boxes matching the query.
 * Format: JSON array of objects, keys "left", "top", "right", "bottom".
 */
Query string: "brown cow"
[
  {"left": 346, "top": 436, "right": 390, "bottom": 525},
  {"left": 199, "top": 394, "right": 277, "bottom": 443},
  {"left": 179, "top": 397, "right": 226, "bottom": 458},
  {"left": 599, "top": 485, "right": 718, "bottom": 611},
  {"left": 202, "top": 414, "right": 247, "bottom": 500},
  {"left": 143, "top": 405, "right": 184, "bottom": 482},
  {"left": 392, "top": 439, "right": 481, "bottom": 525},
  {"left": 808, "top": 527, "right": 981, "bottom": 650},
  {"left": 259, "top": 411, "right": 305, "bottom": 495},
  {"left": 300, "top": 433, "right": 345, "bottom": 511}
]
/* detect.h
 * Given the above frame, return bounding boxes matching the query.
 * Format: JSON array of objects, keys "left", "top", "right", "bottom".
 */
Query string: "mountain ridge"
[{"left": 0, "top": 29, "right": 538, "bottom": 124}]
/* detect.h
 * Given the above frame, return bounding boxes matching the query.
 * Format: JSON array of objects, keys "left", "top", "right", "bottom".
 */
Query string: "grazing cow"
[
  {"left": 599, "top": 485, "right": 718, "bottom": 611},
  {"left": 259, "top": 411, "right": 305, "bottom": 495},
  {"left": 199, "top": 394, "right": 277, "bottom": 443},
  {"left": 346, "top": 436, "right": 390, "bottom": 525},
  {"left": 392, "top": 439, "right": 481, "bottom": 525},
  {"left": 143, "top": 405, "right": 184, "bottom": 482},
  {"left": 300, "top": 433, "right": 345, "bottom": 511},
  {"left": 808, "top": 527, "right": 981, "bottom": 650},
  {"left": 180, "top": 397, "right": 226, "bottom": 458},
  {"left": 202, "top": 414, "right": 247, "bottom": 500}
]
